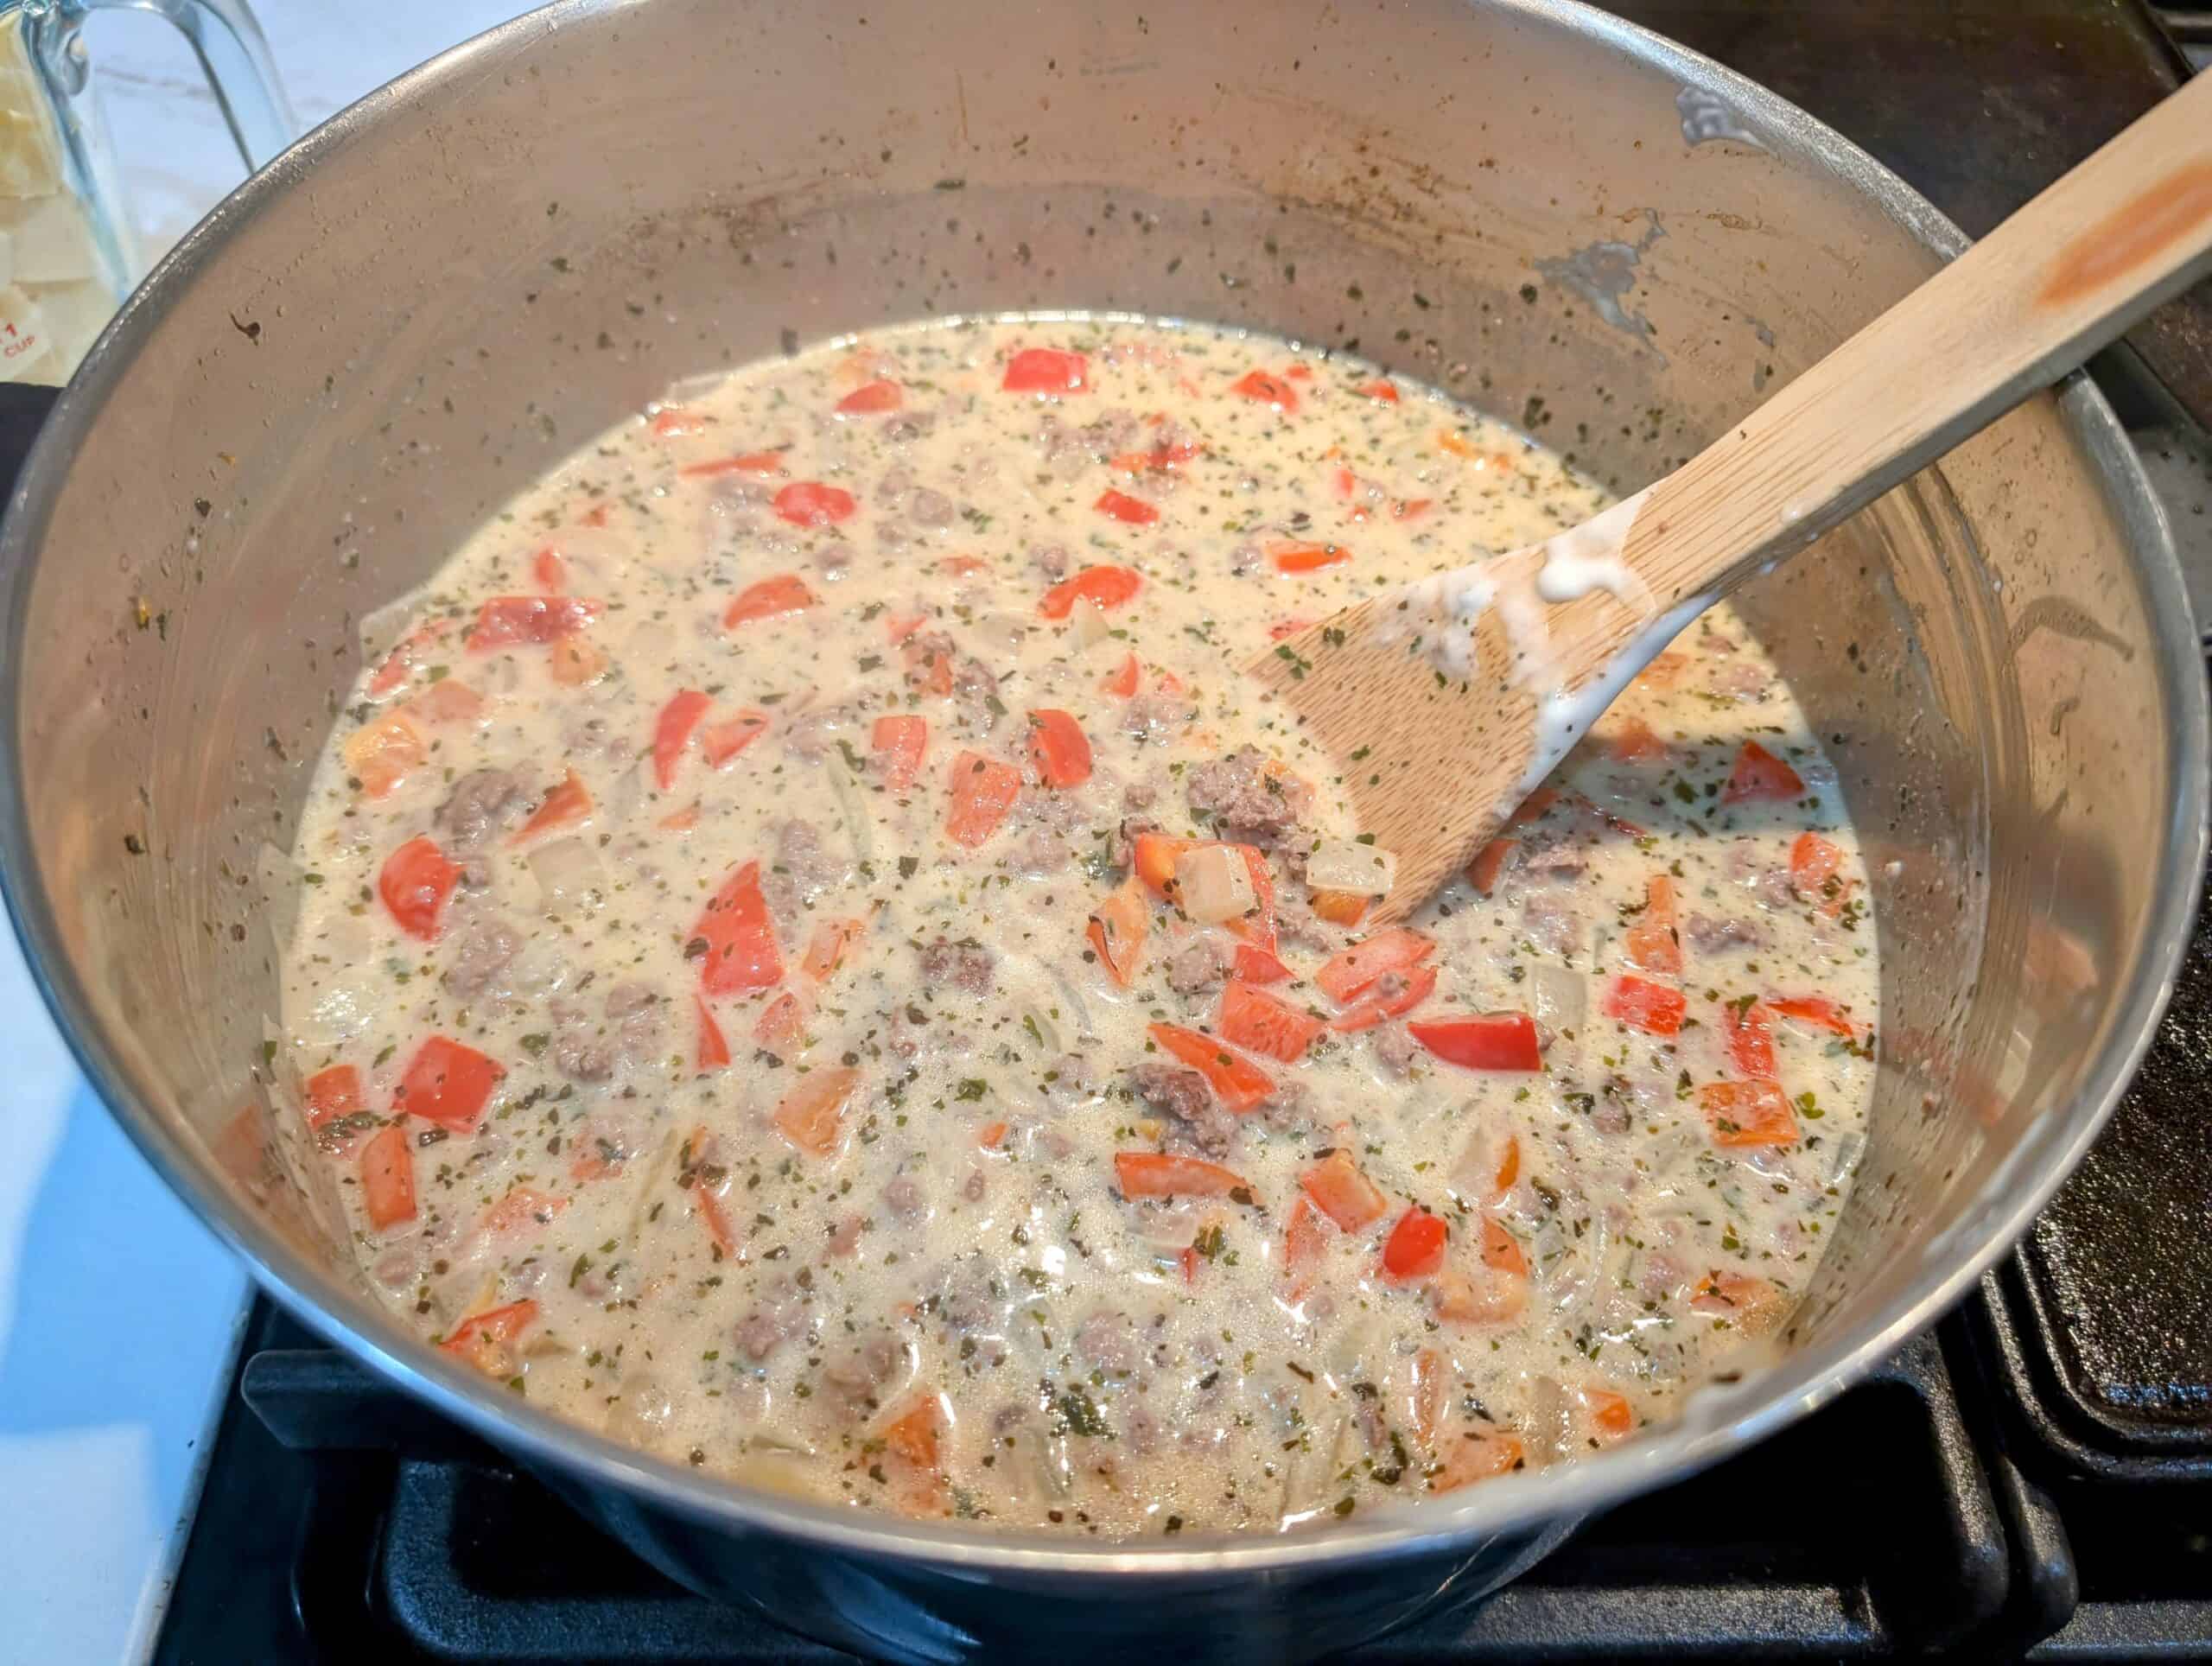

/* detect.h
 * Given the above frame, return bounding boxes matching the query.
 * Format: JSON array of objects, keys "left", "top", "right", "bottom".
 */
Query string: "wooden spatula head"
[{"left": 1249, "top": 529, "right": 1682, "bottom": 926}]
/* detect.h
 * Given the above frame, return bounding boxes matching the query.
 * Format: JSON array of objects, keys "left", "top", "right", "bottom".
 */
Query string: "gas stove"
[{"left": 5, "top": 3, "right": 2209, "bottom": 1662}]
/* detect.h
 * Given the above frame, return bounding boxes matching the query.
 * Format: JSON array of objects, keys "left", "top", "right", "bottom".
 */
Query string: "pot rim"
[{"left": 2, "top": 0, "right": 2203, "bottom": 1580}]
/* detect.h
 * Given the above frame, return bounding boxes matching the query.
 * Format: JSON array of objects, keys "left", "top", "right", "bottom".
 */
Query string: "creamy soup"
[{"left": 278, "top": 316, "right": 1876, "bottom": 1537}]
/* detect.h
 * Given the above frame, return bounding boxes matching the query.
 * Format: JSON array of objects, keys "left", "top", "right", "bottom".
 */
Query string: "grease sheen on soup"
[{"left": 279, "top": 316, "right": 1877, "bottom": 1537}]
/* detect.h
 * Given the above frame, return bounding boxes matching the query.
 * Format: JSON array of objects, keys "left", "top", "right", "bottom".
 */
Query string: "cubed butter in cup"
[{"left": 0, "top": 192, "right": 102, "bottom": 283}]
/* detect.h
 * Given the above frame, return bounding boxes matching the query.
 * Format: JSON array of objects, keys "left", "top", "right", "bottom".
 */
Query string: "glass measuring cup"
[{"left": 0, "top": 0, "right": 292, "bottom": 385}]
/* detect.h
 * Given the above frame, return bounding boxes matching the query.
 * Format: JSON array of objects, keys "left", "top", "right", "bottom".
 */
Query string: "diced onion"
[
  {"left": 528, "top": 836, "right": 604, "bottom": 913},
  {"left": 1530, "top": 963, "right": 1587, "bottom": 1033},
  {"left": 1020, "top": 1005, "right": 1065, "bottom": 1055},
  {"left": 1174, "top": 844, "right": 1256, "bottom": 924},
  {"left": 1304, "top": 837, "right": 1399, "bottom": 898},
  {"left": 1069, "top": 596, "right": 1112, "bottom": 648},
  {"left": 826, "top": 756, "right": 874, "bottom": 863},
  {"left": 973, "top": 611, "right": 1033, "bottom": 655}
]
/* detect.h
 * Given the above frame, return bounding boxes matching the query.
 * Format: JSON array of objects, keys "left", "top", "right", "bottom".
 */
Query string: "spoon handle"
[{"left": 1617, "top": 71, "right": 2212, "bottom": 607}]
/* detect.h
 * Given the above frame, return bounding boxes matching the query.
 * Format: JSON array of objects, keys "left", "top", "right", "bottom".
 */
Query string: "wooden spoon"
[{"left": 1253, "top": 73, "right": 2212, "bottom": 927}]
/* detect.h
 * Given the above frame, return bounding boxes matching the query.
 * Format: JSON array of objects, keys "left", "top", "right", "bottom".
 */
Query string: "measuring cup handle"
[{"left": 86, "top": 0, "right": 296, "bottom": 168}]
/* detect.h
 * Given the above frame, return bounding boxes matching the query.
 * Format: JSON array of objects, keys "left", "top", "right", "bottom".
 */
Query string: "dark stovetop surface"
[
  {"left": 10, "top": 1, "right": 2190, "bottom": 1659},
  {"left": 1602, "top": 0, "right": 2212, "bottom": 431}
]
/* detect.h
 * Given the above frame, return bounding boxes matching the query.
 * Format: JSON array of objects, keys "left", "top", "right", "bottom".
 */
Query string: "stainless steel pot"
[{"left": 0, "top": 0, "right": 2202, "bottom": 1657}]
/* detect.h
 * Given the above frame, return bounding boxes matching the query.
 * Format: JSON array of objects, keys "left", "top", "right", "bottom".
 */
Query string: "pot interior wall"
[{"left": 4, "top": 0, "right": 2181, "bottom": 1492}]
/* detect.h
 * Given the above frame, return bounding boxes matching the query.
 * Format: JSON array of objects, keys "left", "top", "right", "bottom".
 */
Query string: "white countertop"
[{"left": 0, "top": 7, "right": 528, "bottom": 1662}]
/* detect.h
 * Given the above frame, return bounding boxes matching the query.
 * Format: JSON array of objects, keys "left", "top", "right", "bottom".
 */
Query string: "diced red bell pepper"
[
  {"left": 1308, "top": 888, "right": 1370, "bottom": 928},
  {"left": 1622, "top": 874, "right": 1681, "bottom": 976},
  {"left": 1330, "top": 962, "right": 1439, "bottom": 1032},
  {"left": 701, "top": 709, "right": 771, "bottom": 767},
  {"left": 1039, "top": 563, "right": 1143, "bottom": 620},
  {"left": 1110, "top": 439, "right": 1205, "bottom": 475},
  {"left": 1233, "top": 943, "right": 1293, "bottom": 985},
  {"left": 652, "top": 690, "right": 712, "bottom": 790},
  {"left": 696, "top": 997, "right": 731, "bottom": 1071},
  {"left": 688, "top": 1127, "right": 739, "bottom": 1260},
  {"left": 1027, "top": 709, "right": 1093, "bottom": 788},
  {"left": 367, "top": 618, "right": 450, "bottom": 696},
  {"left": 393, "top": 1036, "right": 505, "bottom": 1134},
  {"left": 681, "top": 449, "right": 786, "bottom": 478},
  {"left": 1381, "top": 1207, "right": 1448, "bottom": 1281},
  {"left": 871, "top": 715, "right": 928, "bottom": 789},
  {"left": 1603, "top": 974, "right": 1687, "bottom": 1037},
  {"left": 1103, "top": 653, "right": 1141, "bottom": 697},
  {"left": 1224, "top": 845, "right": 1279, "bottom": 953},
  {"left": 770, "top": 481, "right": 858, "bottom": 528},
  {"left": 464, "top": 595, "right": 601, "bottom": 652},
  {"left": 694, "top": 860, "right": 783, "bottom": 995},
  {"left": 303, "top": 1064, "right": 365, "bottom": 1131},
  {"left": 359, "top": 1124, "right": 416, "bottom": 1229},
  {"left": 753, "top": 989, "right": 806, "bottom": 1050},
  {"left": 1605, "top": 715, "right": 1670, "bottom": 763},
  {"left": 1132, "top": 831, "right": 1202, "bottom": 895},
  {"left": 1086, "top": 881, "right": 1149, "bottom": 988},
  {"left": 1722, "top": 741, "right": 1805, "bottom": 804},
  {"left": 1001, "top": 347, "right": 1089, "bottom": 394},
  {"left": 835, "top": 379, "right": 903, "bottom": 415},
  {"left": 1217, "top": 978, "right": 1325, "bottom": 1063},
  {"left": 944, "top": 751, "right": 1022, "bottom": 848},
  {"left": 511, "top": 769, "right": 592, "bottom": 844},
  {"left": 1094, "top": 488, "right": 1160, "bottom": 526},
  {"left": 547, "top": 636, "right": 609, "bottom": 687},
  {"left": 1149, "top": 1021, "right": 1275, "bottom": 1112},
  {"left": 1700, "top": 1078, "right": 1801, "bottom": 1148},
  {"left": 1300, "top": 1148, "right": 1389, "bottom": 1232},
  {"left": 378, "top": 835, "right": 460, "bottom": 942},
  {"left": 802, "top": 917, "right": 865, "bottom": 981},
  {"left": 1691, "top": 1270, "right": 1789, "bottom": 1332},
  {"left": 1113, "top": 1150, "right": 1249, "bottom": 1199},
  {"left": 881, "top": 1394, "right": 944, "bottom": 1471},
  {"left": 1316, "top": 928, "right": 1435, "bottom": 1004},
  {"left": 480, "top": 1186, "right": 567, "bottom": 1237},
  {"left": 1283, "top": 1194, "right": 1331, "bottom": 1292},
  {"left": 1466, "top": 837, "right": 1517, "bottom": 897},
  {"left": 440, "top": 1300, "right": 537, "bottom": 1377},
  {"left": 1408, "top": 1012, "right": 1543, "bottom": 1071},
  {"left": 1230, "top": 369, "right": 1300, "bottom": 413},
  {"left": 773, "top": 1065, "right": 860, "bottom": 1157},
  {"left": 1770, "top": 995, "right": 1865, "bottom": 1040},
  {"left": 401, "top": 680, "right": 486, "bottom": 726},
  {"left": 1789, "top": 830, "right": 1850, "bottom": 912},
  {"left": 1356, "top": 379, "right": 1400, "bottom": 403},
  {"left": 1268, "top": 541, "right": 1351, "bottom": 574},
  {"left": 723, "top": 572, "right": 818, "bottom": 628},
  {"left": 1722, "top": 999, "right": 1777, "bottom": 1077}
]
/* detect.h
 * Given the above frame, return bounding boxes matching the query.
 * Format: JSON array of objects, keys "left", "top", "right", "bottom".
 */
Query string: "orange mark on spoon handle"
[{"left": 2039, "top": 161, "right": 2212, "bottom": 308}]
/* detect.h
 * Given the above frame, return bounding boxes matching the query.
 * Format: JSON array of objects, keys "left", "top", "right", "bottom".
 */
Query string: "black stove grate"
[{"left": 161, "top": 1302, "right": 2026, "bottom": 1664}]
